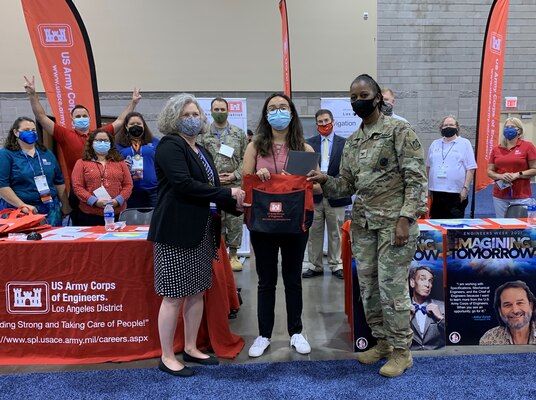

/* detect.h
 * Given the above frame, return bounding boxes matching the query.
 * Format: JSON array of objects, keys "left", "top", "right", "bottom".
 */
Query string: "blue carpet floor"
[{"left": 2, "top": 352, "right": 536, "bottom": 400}]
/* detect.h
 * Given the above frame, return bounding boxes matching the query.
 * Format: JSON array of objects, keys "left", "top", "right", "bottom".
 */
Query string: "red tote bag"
[
  {"left": 0, "top": 208, "right": 48, "bottom": 234},
  {"left": 242, "top": 174, "right": 314, "bottom": 234}
]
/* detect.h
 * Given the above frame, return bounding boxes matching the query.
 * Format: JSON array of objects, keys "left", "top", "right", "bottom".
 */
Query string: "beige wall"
[{"left": 1, "top": 0, "right": 376, "bottom": 92}]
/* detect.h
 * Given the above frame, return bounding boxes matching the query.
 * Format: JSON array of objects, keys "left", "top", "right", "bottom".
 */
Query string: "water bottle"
[
  {"left": 104, "top": 202, "right": 115, "bottom": 231},
  {"left": 528, "top": 199, "right": 536, "bottom": 226}
]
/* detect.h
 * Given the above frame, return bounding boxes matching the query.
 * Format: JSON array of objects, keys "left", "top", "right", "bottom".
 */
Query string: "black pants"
[
  {"left": 68, "top": 189, "right": 81, "bottom": 226},
  {"left": 430, "top": 191, "right": 468, "bottom": 219},
  {"left": 127, "top": 188, "right": 157, "bottom": 208},
  {"left": 250, "top": 230, "right": 308, "bottom": 338}
]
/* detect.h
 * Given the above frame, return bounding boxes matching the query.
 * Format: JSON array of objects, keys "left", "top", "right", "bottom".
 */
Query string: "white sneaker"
[
  {"left": 248, "top": 336, "right": 271, "bottom": 357},
  {"left": 290, "top": 333, "right": 311, "bottom": 354}
]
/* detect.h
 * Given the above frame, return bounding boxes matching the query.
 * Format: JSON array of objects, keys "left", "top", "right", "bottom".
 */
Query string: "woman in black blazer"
[{"left": 148, "top": 93, "right": 244, "bottom": 377}]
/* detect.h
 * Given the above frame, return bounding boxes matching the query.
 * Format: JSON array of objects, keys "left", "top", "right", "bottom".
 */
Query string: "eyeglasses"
[
  {"left": 267, "top": 105, "right": 290, "bottom": 113},
  {"left": 94, "top": 139, "right": 110, "bottom": 143}
]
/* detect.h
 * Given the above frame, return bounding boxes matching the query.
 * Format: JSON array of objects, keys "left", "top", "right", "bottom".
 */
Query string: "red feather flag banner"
[
  {"left": 474, "top": 0, "right": 510, "bottom": 193},
  {"left": 279, "top": 0, "right": 292, "bottom": 98}
]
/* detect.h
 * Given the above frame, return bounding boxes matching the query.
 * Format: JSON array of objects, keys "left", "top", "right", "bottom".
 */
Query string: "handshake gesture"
[{"left": 231, "top": 188, "right": 247, "bottom": 211}]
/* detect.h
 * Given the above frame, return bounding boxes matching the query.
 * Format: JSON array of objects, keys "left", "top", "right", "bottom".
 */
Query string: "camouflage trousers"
[
  {"left": 222, "top": 211, "right": 243, "bottom": 249},
  {"left": 351, "top": 221, "right": 419, "bottom": 349}
]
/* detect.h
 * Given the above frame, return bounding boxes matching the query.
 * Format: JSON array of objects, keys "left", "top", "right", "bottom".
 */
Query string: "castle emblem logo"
[
  {"left": 38, "top": 24, "right": 73, "bottom": 47},
  {"left": 6, "top": 282, "right": 50, "bottom": 314}
]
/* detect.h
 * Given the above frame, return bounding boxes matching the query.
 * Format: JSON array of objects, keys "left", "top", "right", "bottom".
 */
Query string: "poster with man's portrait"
[{"left": 446, "top": 228, "right": 536, "bottom": 346}]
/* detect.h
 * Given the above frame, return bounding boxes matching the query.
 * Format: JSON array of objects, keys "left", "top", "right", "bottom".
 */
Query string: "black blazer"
[
  {"left": 148, "top": 134, "right": 237, "bottom": 248},
  {"left": 307, "top": 134, "right": 352, "bottom": 207}
]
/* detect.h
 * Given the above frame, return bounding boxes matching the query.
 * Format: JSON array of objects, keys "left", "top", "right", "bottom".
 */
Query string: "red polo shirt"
[
  {"left": 490, "top": 139, "right": 536, "bottom": 199},
  {"left": 53, "top": 123, "right": 114, "bottom": 188}
]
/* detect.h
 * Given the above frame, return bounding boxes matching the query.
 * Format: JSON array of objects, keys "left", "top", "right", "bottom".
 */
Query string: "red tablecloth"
[{"left": 0, "top": 226, "right": 243, "bottom": 364}]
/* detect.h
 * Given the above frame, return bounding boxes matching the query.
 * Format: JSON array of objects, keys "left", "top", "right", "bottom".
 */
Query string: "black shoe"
[
  {"left": 158, "top": 358, "right": 194, "bottom": 377},
  {"left": 183, "top": 352, "right": 219, "bottom": 365},
  {"left": 332, "top": 270, "right": 344, "bottom": 280},
  {"left": 302, "top": 269, "right": 323, "bottom": 278}
]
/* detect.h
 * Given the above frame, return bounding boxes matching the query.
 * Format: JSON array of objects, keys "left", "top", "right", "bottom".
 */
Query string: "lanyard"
[
  {"left": 215, "top": 126, "right": 229, "bottom": 144},
  {"left": 441, "top": 140, "right": 455, "bottom": 161},
  {"left": 131, "top": 142, "right": 143, "bottom": 156},
  {"left": 21, "top": 149, "right": 45, "bottom": 176},
  {"left": 197, "top": 149, "right": 215, "bottom": 185},
  {"left": 94, "top": 161, "right": 107, "bottom": 185},
  {"left": 271, "top": 144, "right": 289, "bottom": 174}
]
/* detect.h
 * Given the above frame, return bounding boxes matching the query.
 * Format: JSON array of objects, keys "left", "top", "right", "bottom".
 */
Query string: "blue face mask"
[
  {"left": 93, "top": 141, "right": 111, "bottom": 155},
  {"left": 177, "top": 116, "right": 202, "bottom": 136},
  {"left": 74, "top": 117, "right": 90, "bottom": 130},
  {"left": 18, "top": 130, "right": 38, "bottom": 144},
  {"left": 503, "top": 127, "right": 519, "bottom": 141},
  {"left": 267, "top": 109, "right": 292, "bottom": 130}
]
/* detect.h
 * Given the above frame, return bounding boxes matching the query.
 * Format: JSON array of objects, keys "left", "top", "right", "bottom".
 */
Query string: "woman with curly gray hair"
[{"left": 148, "top": 93, "right": 245, "bottom": 377}]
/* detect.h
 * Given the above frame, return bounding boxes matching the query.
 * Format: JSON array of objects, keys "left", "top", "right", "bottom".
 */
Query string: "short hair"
[
  {"left": 500, "top": 117, "right": 524, "bottom": 147},
  {"left": 350, "top": 74, "right": 385, "bottom": 110},
  {"left": 71, "top": 104, "right": 89, "bottom": 116},
  {"left": 211, "top": 97, "right": 228, "bottom": 110},
  {"left": 493, "top": 280, "right": 536, "bottom": 326},
  {"left": 82, "top": 129, "right": 123, "bottom": 161},
  {"left": 253, "top": 93, "right": 305, "bottom": 157},
  {"left": 409, "top": 265, "right": 434, "bottom": 281},
  {"left": 315, "top": 109, "right": 334, "bottom": 121},
  {"left": 439, "top": 115, "right": 460, "bottom": 132},
  {"left": 381, "top": 87, "right": 394, "bottom": 97},
  {"left": 115, "top": 111, "right": 155, "bottom": 147},
  {"left": 157, "top": 93, "right": 208, "bottom": 136}
]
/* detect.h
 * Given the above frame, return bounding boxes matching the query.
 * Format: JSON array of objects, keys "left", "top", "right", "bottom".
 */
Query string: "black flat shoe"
[
  {"left": 302, "top": 269, "right": 323, "bottom": 278},
  {"left": 332, "top": 270, "right": 344, "bottom": 280},
  {"left": 183, "top": 352, "right": 219, "bottom": 365},
  {"left": 158, "top": 358, "right": 194, "bottom": 377}
]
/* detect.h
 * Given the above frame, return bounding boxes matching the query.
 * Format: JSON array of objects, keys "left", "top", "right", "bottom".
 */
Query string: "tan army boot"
[
  {"left": 229, "top": 247, "right": 242, "bottom": 271},
  {"left": 356, "top": 339, "right": 393, "bottom": 365},
  {"left": 379, "top": 348, "right": 413, "bottom": 378}
]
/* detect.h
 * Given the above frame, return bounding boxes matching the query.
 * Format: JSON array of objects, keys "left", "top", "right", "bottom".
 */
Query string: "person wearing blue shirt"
[
  {"left": 0, "top": 117, "right": 70, "bottom": 226},
  {"left": 115, "top": 112, "right": 159, "bottom": 208}
]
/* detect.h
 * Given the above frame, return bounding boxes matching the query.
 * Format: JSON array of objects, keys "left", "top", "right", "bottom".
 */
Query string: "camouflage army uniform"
[
  {"left": 322, "top": 114, "right": 428, "bottom": 349},
  {"left": 198, "top": 122, "right": 247, "bottom": 248}
]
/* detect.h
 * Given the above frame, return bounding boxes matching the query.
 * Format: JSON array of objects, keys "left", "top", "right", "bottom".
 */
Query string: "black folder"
[{"left": 285, "top": 150, "right": 320, "bottom": 176}]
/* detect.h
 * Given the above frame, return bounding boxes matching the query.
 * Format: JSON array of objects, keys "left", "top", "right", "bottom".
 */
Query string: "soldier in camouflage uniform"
[
  {"left": 197, "top": 98, "right": 248, "bottom": 271},
  {"left": 309, "top": 74, "right": 428, "bottom": 377}
]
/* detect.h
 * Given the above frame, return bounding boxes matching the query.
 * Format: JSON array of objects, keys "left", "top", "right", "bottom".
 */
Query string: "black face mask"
[
  {"left": 128, "top": 125, "right": 144, "bottom": 137},
  {"left": 351, "top": 98, "right": 378, "bottom": 119},
  {"left": 381, "top": 103, "right": 393, "bottom": 116},
  {"left": 441, "top": 127, "right": 458, "bottom": 138}
]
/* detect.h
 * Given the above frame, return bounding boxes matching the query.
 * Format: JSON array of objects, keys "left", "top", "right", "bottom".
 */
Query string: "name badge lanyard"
[
  {"left": 197, "top": 150, "right": 218, "bottom": 215},
  {"left": 215, "top": 126, "right": 229, "bottom": 145},
  {"left": 22, "top": 150, "right": 52, "bottom": 204},
  {"left": 131, "top": 142, "right": 143, "bottom": 158},
  {"left": 96, "top": 161, "right": 107, "bottom": 187},
  {"left": 271, "top": 145, "right": 290, "bottom": 175},
  {"left": 441, "top": 141, "right": 455, "bottom": 163}
]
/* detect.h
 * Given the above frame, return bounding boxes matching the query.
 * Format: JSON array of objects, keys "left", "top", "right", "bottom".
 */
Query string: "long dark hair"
[
  {"left": 115, "top": 111, "right": 154, "bottom": 147},
  {"left": 4, "top": 117, "right": 46, "bottom": 151},
  {"left": 82, "top": 129, "right": 124, "bottom": 161},
  {"left": 254, "top": 93, "right": 305, "bottom": 157}
]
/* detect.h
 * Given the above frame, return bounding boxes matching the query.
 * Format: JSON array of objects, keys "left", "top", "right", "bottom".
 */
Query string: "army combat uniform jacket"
[
  {"left": 197, "top": 123, "right": 247, "bottom": 186},
  {"left": 323, "top": 114, "right": 428, "bottom": 228}
]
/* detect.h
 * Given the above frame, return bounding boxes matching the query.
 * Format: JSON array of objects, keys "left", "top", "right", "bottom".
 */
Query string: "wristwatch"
[
  {"left": 519, "top": 171, "right": 524, "bottom": 176},
  {"left": 400, "top": 216, "right": 415, "bottom": 224}
]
